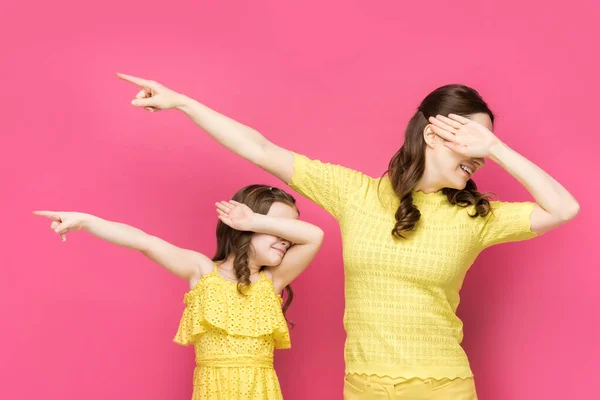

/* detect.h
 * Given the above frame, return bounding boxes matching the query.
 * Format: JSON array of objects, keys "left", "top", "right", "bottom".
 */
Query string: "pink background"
[{"left": 2, "top": 1, "right": 599, "bottom": 399}]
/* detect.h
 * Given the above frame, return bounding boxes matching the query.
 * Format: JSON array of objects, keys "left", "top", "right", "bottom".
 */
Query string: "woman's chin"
[{"left": 445, "top": 180, "right": 468, "bottom": 191}]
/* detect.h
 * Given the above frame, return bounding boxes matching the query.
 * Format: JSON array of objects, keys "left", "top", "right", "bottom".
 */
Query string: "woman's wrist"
[
  {"left": 80, "top": 213, "right": 98, "bottom": 230},
  {"left": 488, "top": 140, "right": 510, "bottom": 163},
  {"left": 175, "top": 94, "right": 196, "bottom": 112}
]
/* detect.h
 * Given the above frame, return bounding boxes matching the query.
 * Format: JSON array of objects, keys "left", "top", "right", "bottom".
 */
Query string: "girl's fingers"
[
  {"left": 217, "top": 215, "right": 232, "bottom": 226},
  {"left": 226, "top": 201, "right": 241, "bottom": 208},
  {"left": 215, "top": 202, "right": 232, "bottom": 213},
  {"left": 220, "top": 201, "right": 234, "bottom": 210}
]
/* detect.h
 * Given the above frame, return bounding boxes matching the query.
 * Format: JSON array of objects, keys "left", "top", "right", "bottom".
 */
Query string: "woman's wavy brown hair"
[
  {"left": 386, "top": 84, "right": 494, "bottom": 238},
  {"left": 212, "top": 184, "right": 297, "bottom": 319}
]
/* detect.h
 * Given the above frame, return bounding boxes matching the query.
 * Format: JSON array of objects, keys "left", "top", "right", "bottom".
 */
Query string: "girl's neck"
[{"left": 218, "top": 255, "right": 262, "bottom": 275}]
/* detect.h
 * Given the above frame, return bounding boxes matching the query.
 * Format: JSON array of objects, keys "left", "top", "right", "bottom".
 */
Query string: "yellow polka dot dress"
[{"left": 174, "top": 265, "right": 290, "bottom": 399}]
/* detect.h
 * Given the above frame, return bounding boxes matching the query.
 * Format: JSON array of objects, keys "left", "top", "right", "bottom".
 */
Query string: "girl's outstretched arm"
[{"left": 33, "top": 211, "right": 212, "bottom": 282}]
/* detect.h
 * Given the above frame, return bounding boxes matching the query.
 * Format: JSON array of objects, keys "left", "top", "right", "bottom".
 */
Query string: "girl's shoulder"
[{"left": 188, "top": 258, "right": 216, "bottom": 290}]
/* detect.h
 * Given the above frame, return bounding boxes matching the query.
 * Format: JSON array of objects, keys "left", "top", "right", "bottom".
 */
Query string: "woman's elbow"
[
  {"left": 560, "top": 200, "right": 581, "bottom": 222},
  {"left": 313, "top": 227, "right": 325, "bottom": 247}
]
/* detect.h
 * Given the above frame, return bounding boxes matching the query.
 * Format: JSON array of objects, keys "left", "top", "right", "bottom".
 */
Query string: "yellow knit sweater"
[{"left": 289, "top": 153, "right": 537, "bottom": 379}]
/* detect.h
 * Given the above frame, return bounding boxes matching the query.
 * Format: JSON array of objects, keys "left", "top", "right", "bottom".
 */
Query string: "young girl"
[{"left": 34, "top": 184, "right": 324, "bottom": 400}]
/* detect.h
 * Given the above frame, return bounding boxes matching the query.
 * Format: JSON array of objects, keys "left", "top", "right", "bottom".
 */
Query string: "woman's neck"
[{"left": 414, "top": 169, "right": 444, "bottom": 194}]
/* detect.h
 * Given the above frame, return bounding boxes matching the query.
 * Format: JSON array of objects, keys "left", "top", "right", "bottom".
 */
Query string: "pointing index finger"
[
  {"left": 33, "top": 210, "right": 60, "bottom": 220},
  {"left": 116, "top": 73, "right": 154, "bottom": 89}
]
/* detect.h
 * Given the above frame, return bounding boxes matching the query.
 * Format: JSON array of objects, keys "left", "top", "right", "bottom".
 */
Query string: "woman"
[{"left": 117, "top": 73, "right": 579, "bottom": 399}]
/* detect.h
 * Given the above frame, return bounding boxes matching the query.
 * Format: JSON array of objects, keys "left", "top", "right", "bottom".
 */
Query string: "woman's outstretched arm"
[{"left": 117, "top": 73, "right": 295, "bottom": 183}]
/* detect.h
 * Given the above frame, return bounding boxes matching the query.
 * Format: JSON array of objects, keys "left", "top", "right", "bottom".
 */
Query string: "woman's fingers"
[
  {"left": 33, "top": 210, "right": 60, "bottom": 221},
  {"left": 132, "top": 88, "right": 156, "bottom": 112},
  {"left": 430, "top": 125, "right": 457, "bottom": 142},
  {"left": 435, "top": 115, "right": 463, "bottom": 130},
  {"left": 34, "top": 211, "right": 69, "bottom": 241},
  {"left": 54, "top": 222, "right": 70, "bottom": 234},
  {"left": 429, "top": 117, "right": 458, "bottom": 134},
  {"left": 117, "top": 73, "right": 159, "bottom": 90},
  {"left": 131, "top": 97, "right": 157, "bottom": 108},
  {"left": 448, "top": 113, "right": 471, "bottom": 125}
]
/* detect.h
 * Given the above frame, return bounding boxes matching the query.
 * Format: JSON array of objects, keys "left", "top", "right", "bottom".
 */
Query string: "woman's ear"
[{"left": 423, "top": 124, "right": 437, "bottom": 148}]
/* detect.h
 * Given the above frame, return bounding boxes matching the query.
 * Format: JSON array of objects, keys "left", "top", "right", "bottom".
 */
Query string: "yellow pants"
[{"left": 343, "top": 374, "right": 478, "bottom": 400}]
